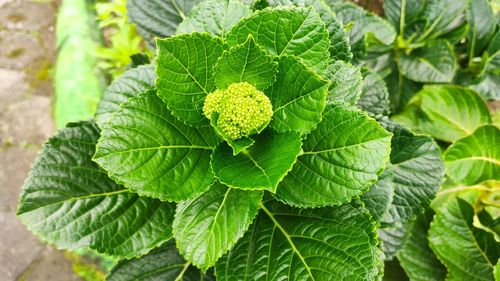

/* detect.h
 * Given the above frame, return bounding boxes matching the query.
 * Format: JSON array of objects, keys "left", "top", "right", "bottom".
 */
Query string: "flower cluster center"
[{"left": 203, "top": 82, "right": 273, "bottom": 140}]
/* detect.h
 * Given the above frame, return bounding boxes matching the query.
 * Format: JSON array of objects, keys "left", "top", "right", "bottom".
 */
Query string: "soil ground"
[{"left": 0, "top": 0, "right": 81, "bottom": 280}]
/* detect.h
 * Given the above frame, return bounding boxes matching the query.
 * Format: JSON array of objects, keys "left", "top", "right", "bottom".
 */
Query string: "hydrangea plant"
[{"left": 16, "top": 0, "right": 476, "bottom": 280}]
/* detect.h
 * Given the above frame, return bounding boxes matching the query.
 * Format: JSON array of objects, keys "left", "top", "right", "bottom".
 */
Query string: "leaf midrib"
[
  {"left": 95, "top": 145, "right": 215, "bottom": 158},
  {"left": 260, "top": 203, "right": 316, "bottom": 281}
]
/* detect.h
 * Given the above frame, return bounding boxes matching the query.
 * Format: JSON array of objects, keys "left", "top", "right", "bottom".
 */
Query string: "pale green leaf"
[
  {"left": 176, "top": 0, "right": 251, "bottom": 37},
  {"left": 107, "top": 241, "right": 214, "bottom": 281},
  {"left": 95, "top": 65, "right": 155, "bottom": 129},
  {"left": 94, "top": 91, "right": 220, "bottom": 202},
  {"left": 397, "top": 209, "right": 447, "bottom": 281},
  {"left": 266, "top": 56, "right": 329, "bottom": 134},
  {"left": 126, "top": 0, "right": 203, "bottom": 46},
  {"left": 17, "top": 121, "right": 175, "bottom": 258},
  {"left": 216, "top": 200, "right": 381, "bottom": 281},
  {"left": 380, "top": 119, "right": 444, "bottom": 225},
  {"left": 156, "top": 33, "right": 227, "bottom": 126},
  {"left": 470, "top": 74, "right": 500, "bottom": 101},
  {"left": 394, "top": 85, "right": 492, "bottom": 143},
  {"left": 226, "top": 7, "right": 330, "bottom": 74},
  {"left": 211, "top": 130, "right": 302, "bottom": 192},
  {"left": 173, "top": 183, "right": 262, "bottom": 270},
  {"left": 275, "top": 103, "right": 392, "bottom": 208},
  {"left": 444, "top": 125, "right": 500, "bottom": 186},
  {"left": 326, "top": 60, "right": 363, "bottom": 105},
  {"left": 214, "top": 36, "right": 278, "bottom": 90},
  {"left": 399, "top": 40, "right": 456, "bottom": 83},
  {"left": 429, "top": 197, "right": 499, "bottom": 281}
]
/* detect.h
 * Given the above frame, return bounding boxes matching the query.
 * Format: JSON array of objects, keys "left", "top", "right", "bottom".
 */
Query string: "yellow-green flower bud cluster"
[{"left": 203, "top": 82, "right": 273, "bottom": 140}]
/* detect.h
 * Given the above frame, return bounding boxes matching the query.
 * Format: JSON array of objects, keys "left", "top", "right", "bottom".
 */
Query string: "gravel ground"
[{"left": 0, "top": 1, "right": 81, "bottom": 280}]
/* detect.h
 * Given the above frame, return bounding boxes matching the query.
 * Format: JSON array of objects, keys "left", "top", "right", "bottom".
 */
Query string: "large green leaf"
[
  {"left": 226, "top": 7, "right": 330, "bottom": 74},
  {"left": 335, "top": 3, "right": 396, "bottom": 58},
  {"left": 265, "top": 0, "right": 352, "bottom": 62},
  {"left": 470, "top": 74, "right": 500, "bottom": 101},
  {"left": 361, "top": 168, "right": 394, "bottom": 222},
  {"left": 275, "top": 103, "right": 392, "bottom": 208},
  {"left": 95, "top": 65, "right": 155, "bottom": 129},
  {"left": 266, "top": 56, "right": 329, "bottom": 134},
  {"left": 380, "top": 120, "right": 444, "bottom": 225},
  {"left": 444, "top": 125, "right": 500, "bottom": 186},
  {"left": 176, "top": 0, "right": 251, "bottom": 37},
  {"left": 156, "top": 33, "right": 227, "bottom": 126},
  {"left": 173, "top": 183, "right": 262, "bottom": 270},
  {"left": 466, "top": 0, "right": 496, "bottom": 56},
  {"left": 211, "top": 130, "right": 302, "bottom": 192},
  {"left": 394, "top": 85, "right": 492, "bottom": 143},
  {"left": 399, "top": 40, "right": 456, "bottom": 83},
  {"left": 216, "top": 200, "right": 381, "bottom": 281},
  {"left": 357, "top": 68, "right": 391, "bottom": 116},
  {"left": 429, "top": 197, "right": 499, "bottom": 281},
  {"left": 107, "top": 241, "right": 214, "bottom": 281},
  {"left": 17, "top": 121, "right": 175, "bottom": 258},
  {"left": 397, "top": 209, "right": 447, "bottom": 281},
  {"left": 126, "top": 0, "right": 203, "bottom": 46},
  {"left": 326, "top": 60, "right": 363, "bottom": 105},
  {"left": 94, "top": 91, "right": 220, "bottom": 202},
  {"left": 214, "top": 36, "right": 278, "bottom": 90}
]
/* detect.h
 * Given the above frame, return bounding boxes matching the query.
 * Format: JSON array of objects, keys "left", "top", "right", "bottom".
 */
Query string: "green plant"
[
  {"left": 94, "top": 0, "right": 150, "bottom": 78},
  {"left": 17, "top": 0, "right": 498, "bottom": 280}
]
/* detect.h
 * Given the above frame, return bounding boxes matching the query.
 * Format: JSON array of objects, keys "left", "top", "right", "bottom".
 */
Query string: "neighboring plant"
[
  {"left": 328, "top": 0, "right": 499, "bottom": 112},
  {"left": 17, "top": 1, "right": 498, "bottom": 281},
  {"left": 94, "top": 0, "right": 151, "bottom": 78}
]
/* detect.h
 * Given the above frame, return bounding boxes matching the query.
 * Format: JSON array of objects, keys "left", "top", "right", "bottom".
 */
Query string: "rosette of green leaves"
[{"left": 17, "top": 1, "right": 397, "bottom": 279}]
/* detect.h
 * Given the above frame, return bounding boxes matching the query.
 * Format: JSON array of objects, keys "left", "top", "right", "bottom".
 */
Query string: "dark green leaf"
[
  {"left": 216, "top": 200, "right": 381, "bottom": 281},
  {"left": 214, "top": 36, "right": 278, "bottom": 90},
  {"left": 385, "top": 67, "right": 422, "bottom": 114},
  {"left": 275, "top": 103, "right": 392, "bottom": 208},
  {"left": 107, "top": 241, "right": 214, "bottom": 281},
  {"left": 126, "top": 0, "right": 203, "bottom": 47},
  {"left": 176, "top": 0, "right": 251, "bottom": 37},
  {"left": 94, "top": 91, "right": 219, "bottom": 202},
  {"left": 397, "top": 209, "right": 447, "bottom": 281},
  {"left": 444, "top": 125, "right": 500, "bottom": 186},
  {"left": 173, "top": 183, "right": 262, "bottom": 270},
  {"left": 156, "top": 33, "right": 227, "bottom": 126},
  {"left": 361, "top": 168, "right": 394, "bottom": 222},
  {"left": 357, "top": 68, "right": 391, "bottom": 116},
  {"left": 378, "top": 224, "right": 412, "bottom": 260},
  {"left": 398, "top": 40, "right": 456, "bottom": 83},
  {"left": 380, "top": 119, "right": 445, "bottom": 225},
  {"left": 95, "top": 65, "right": 155, "bottom": 129},
  {"left": 419, "top": 0, "right": 467, "bottom": 41},
  {"left": 211, "top": 130, "right": 302, "bottom": 192},
  {"left": 335, "top": 3, "right": 396, "bottom": 58},
  {"left": 383, "top": 0, "right": 426, "bottom": 35},
  {"left": 266, "top": 56, "right": 329, "bottom": 134},
  {"left": 467, "top": 0, "right": 496, "bottom": 56},
  {"left": 326, "top": 60, "right": 363, "bottom": 105},
  {"left": 226, "top": 7, "right": 330, "bottom": 74},
  {"left": 17, "top": 121, "right": 175, "bottom": 258},
  {"left": 429, "top": 197, "right": 499, "bottom": 281}
]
